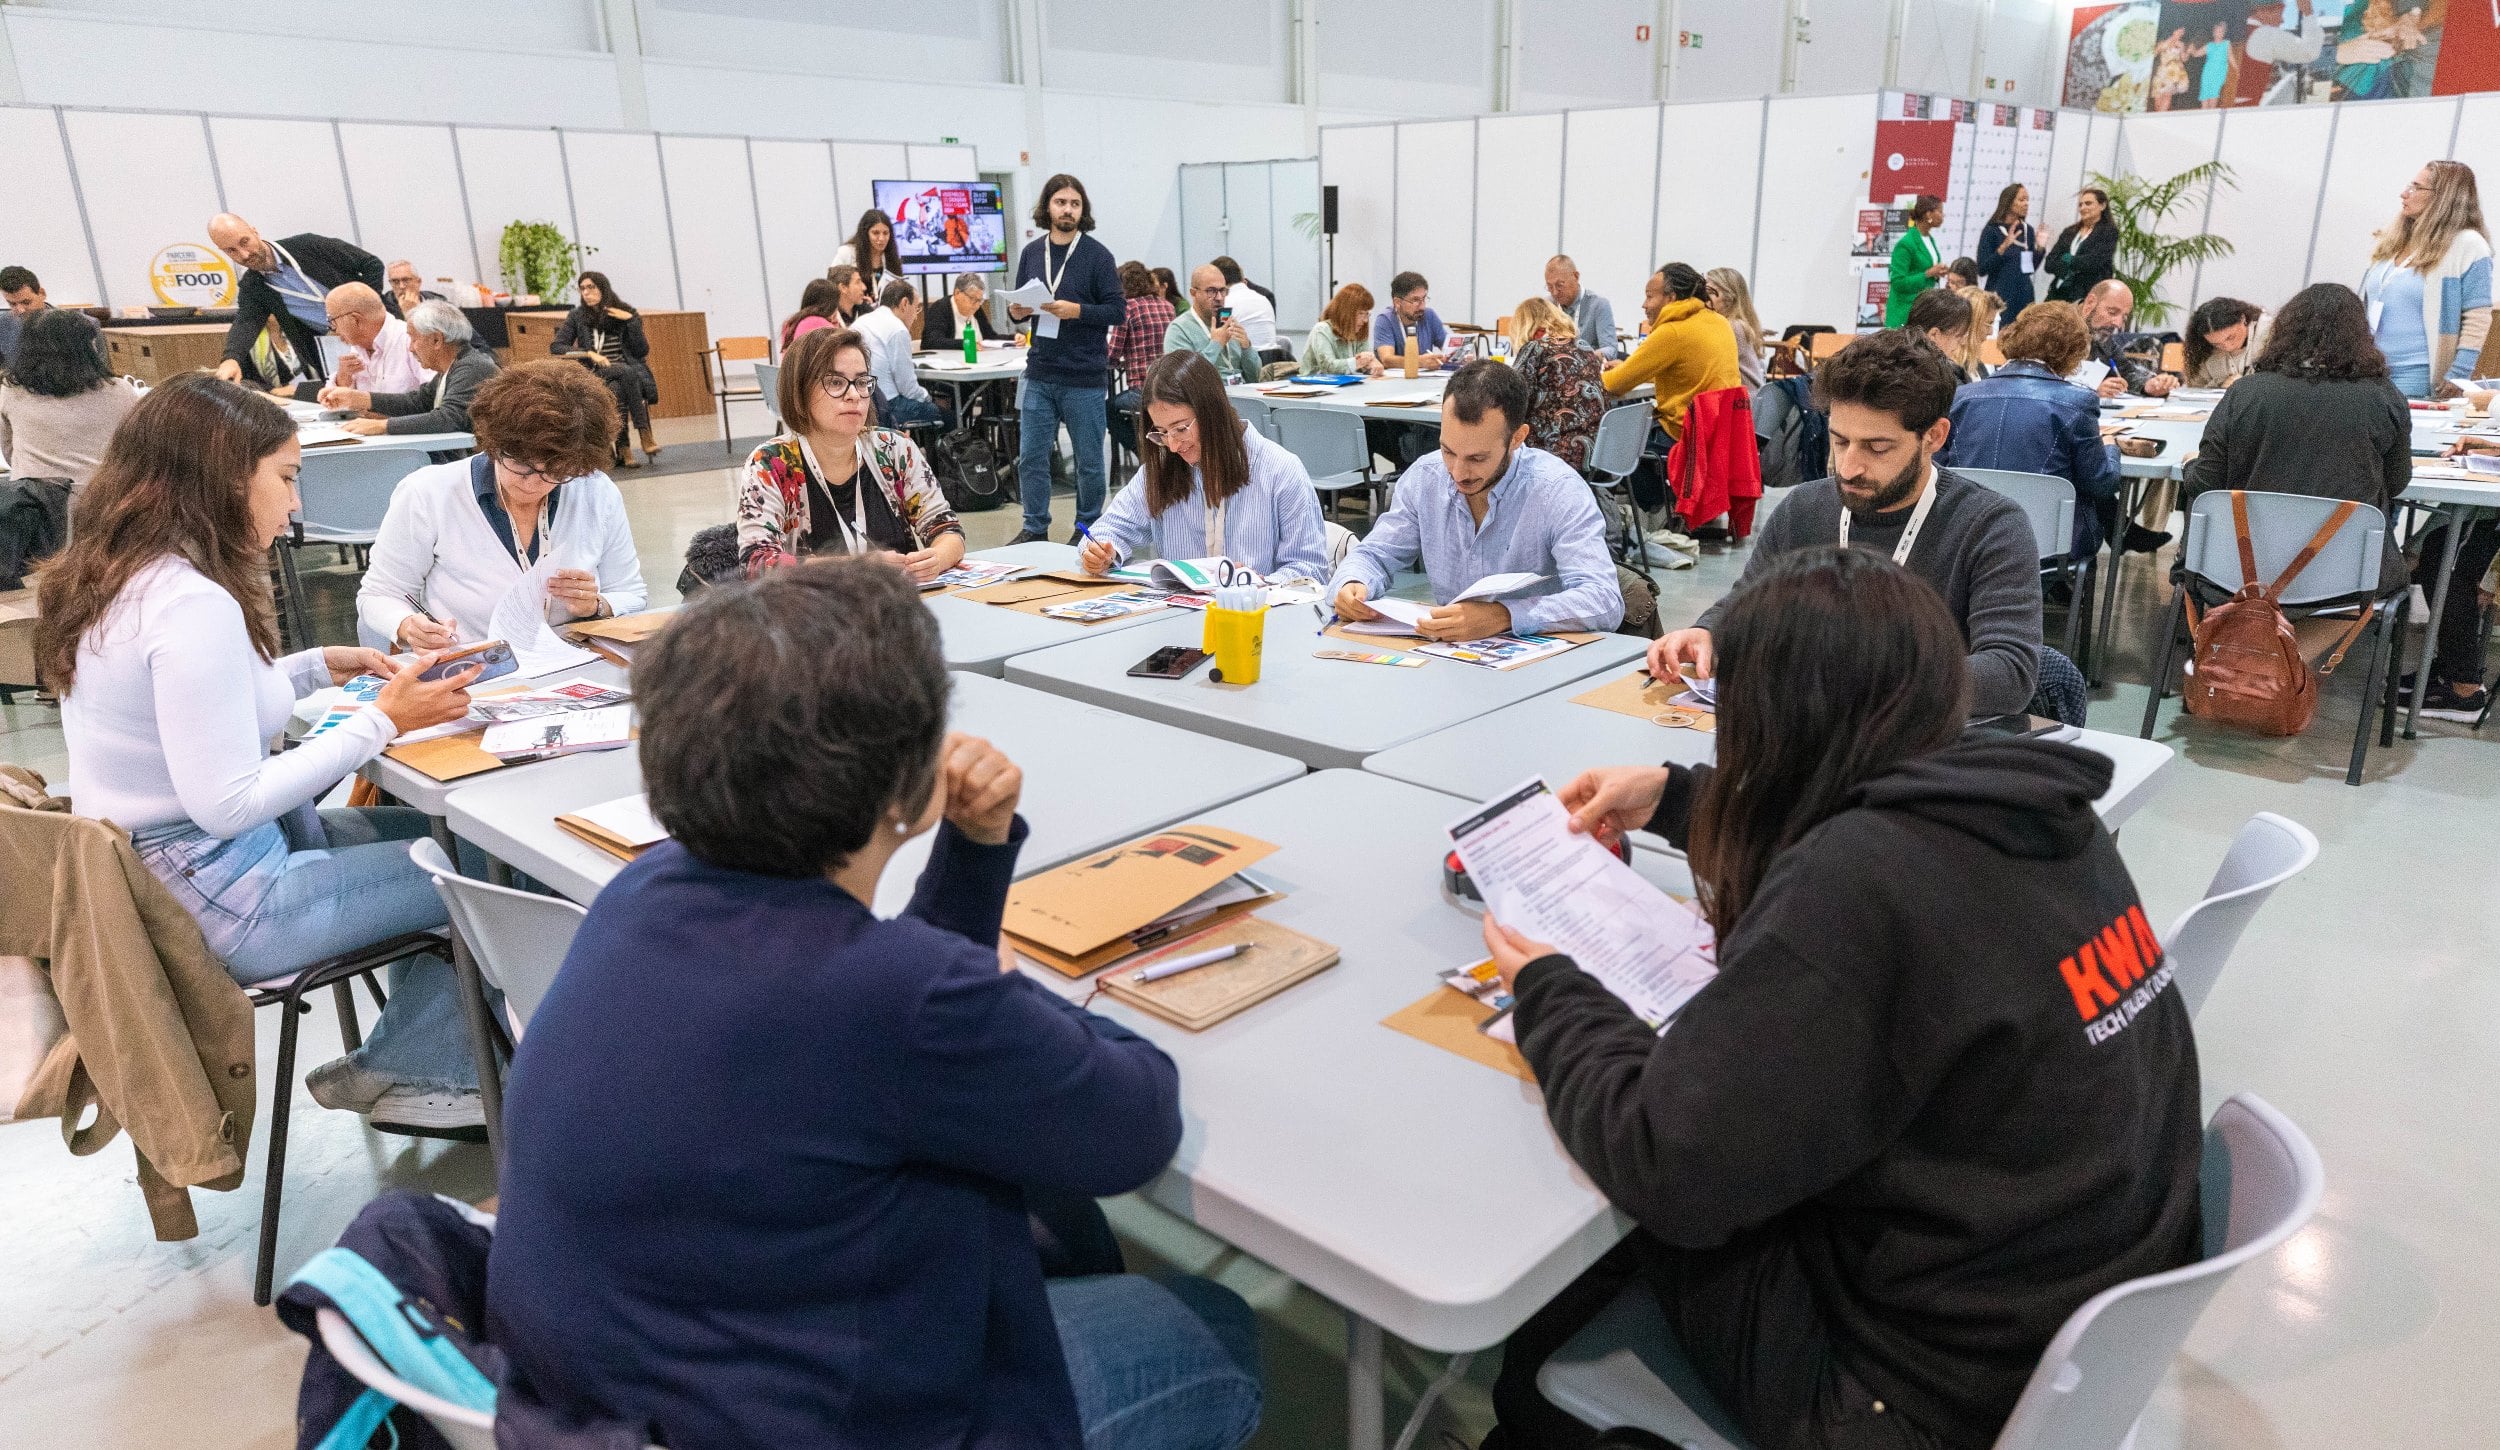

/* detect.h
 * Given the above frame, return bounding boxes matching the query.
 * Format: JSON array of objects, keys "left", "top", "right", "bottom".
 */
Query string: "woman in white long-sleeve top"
[
  {"left": 1077, "top": 351, "right": 1329, "bottom": 583},
  {"left": 36, "top": 375, "right": 490, "bottom": 1134},
  {"left": 357, "top": 359, "right": 647, "bottom": 653}
]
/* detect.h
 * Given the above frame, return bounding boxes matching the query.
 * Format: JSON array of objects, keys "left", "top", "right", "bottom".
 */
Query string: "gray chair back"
[
  {"left": 1992, "top": 1094, "right": 2323, "bottom": 1450},
  {"left": 2160, "top": 811, "right": 2317, "bottom": 1019},
  {"left": 409, "top": 838, "right": 585, "bottom": 1039},
  {"left": 1585, "top": 404, "right": 1650, "bottom": 484},
  {"left": 2180, "top": 490, "right": 2387, "bottom": 603},
  {"left": 1537, "top": 1095, "right": 2325, "bottom": 1450},
  {"left": 1229, "top": 392, "right": 1279, "bottom": 441},
  {"left": 1959, "top": 467, "right": 2077, "bottom": 563},
  {"left": 753, "top": 362, "right": 782, "bottom": 429},
  {"left": 1272, "top": 406, "right": 1371, "bottom": 482},
  {"left": 294, "top": 446, "right": 430, "bottom": 545}
]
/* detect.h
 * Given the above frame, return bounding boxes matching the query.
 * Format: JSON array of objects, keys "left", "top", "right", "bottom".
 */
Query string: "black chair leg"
[
  {"left": 2379, "top": 593, "right": 2411, "bottom": 750},
  {"left": 330, "top": 981, "right": 363, "bottom": 1052},
  {"left": 447, "top": 931, "right": 508, "bottom": 1164},
  {"left": 2141, "top": 590, "right": 2187, "bottom": 738},
  {"left": 255, "top": 992, "right": 307, "bottom": 1307},
  {"left": 363, "top": 974, "right": 388, "bottom": 1011},
  {"left": 2349, "top": 605, "right": 2396, "bottom": 786}
]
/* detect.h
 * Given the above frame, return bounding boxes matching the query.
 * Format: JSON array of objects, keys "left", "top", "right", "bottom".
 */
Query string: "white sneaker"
[
  {"left": 1646, "top": 527, "right": 1698, "bottom": 550},
  {"left": 305, "top": 1057, "right": 395, "bottom": 1114},
  {"left": 368, "top": 1086, "right": 486, "bottom": 1134}
]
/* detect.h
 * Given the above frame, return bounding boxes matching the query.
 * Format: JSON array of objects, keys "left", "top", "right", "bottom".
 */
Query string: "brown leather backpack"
[{"left": 2182, "top": 492, "right": 2375, "bottom": 737}]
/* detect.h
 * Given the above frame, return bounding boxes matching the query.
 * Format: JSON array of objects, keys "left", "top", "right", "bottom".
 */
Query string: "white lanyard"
[
  {"left": 1041, "top": 238, "right": 1073, "bottom": 297},
  {"left": 1203, "top": 491, "right": 1227, "bottom": 558},
  {"left": 1838, "top": 470, "right": 1940, "bottom": 566},
  {"left": 797, "top": 434, "right": 874, "bottom": 555}
]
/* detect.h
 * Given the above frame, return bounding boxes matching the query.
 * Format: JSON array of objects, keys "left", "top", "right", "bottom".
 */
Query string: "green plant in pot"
[
  {"left": 2085, "top": 162, "right": 2235, "bottom": 328},
  {"left": 499, "top": 221, "right": 595, "bottom": 303}
]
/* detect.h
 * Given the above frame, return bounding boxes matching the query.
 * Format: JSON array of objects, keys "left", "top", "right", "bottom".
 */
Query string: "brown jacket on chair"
[{"left": 0, "top": 773, "right": 257, "bottom": 1241}]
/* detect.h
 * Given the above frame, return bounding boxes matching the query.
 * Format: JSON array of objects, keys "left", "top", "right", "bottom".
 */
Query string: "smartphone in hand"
[{"left": 417, "top": 638, "right": 519, "bottom": 685}]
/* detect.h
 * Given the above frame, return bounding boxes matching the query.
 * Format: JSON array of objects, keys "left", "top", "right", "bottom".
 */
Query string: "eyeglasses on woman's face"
[
  {"left": 817, "top": 372, "right": 877, "bottom": 399},
  {"left": 1144, "top": 416, "right": 1198, "bottom": 448}
]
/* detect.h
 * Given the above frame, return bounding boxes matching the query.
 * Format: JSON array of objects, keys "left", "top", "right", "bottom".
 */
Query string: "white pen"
[{"left": 1131, "top": 943, "right": 1246, "bottom": 984}]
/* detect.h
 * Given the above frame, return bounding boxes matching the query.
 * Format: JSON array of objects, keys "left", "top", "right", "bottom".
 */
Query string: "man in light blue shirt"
[
  {"left": 1163, "top": 265, "right": 1263, "bottom": 384},
  {"left": 1330, "top": 360, "right": 1624, "bottom": 639},
  {"left": 1370, "top": 271, "right": 1461, "bottom": 370}
]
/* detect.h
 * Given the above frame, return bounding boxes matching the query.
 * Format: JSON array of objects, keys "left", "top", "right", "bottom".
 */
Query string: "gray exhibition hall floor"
[{"left": 1, "top": 436, "right": 2492, "bottom": 1449}]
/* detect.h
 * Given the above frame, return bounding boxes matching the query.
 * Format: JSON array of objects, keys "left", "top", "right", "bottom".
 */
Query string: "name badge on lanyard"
[
  {"left": 2364, "top": 264, "right": 2388, "bottom": 333},
  {"left": 798, "top": 434, "right": 873, "bottom": 554},
  {"left": 1838, "top": 471, "right": 1940, "bottom": 567}
]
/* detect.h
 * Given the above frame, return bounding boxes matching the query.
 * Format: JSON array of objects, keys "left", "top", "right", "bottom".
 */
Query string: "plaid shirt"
[{"left": 1109, "top": 296, "right": 1176, "bottom": 389}]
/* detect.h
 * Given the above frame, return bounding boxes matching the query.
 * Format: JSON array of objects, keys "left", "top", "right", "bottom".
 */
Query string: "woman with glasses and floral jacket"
[{"left": 737, "top": 327, "right": 965, "bottom": 580}]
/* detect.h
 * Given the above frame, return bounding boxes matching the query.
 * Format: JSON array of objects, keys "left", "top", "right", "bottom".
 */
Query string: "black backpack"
[{"left": 931, "top": 427, "right": 1009, "bottom": 513}]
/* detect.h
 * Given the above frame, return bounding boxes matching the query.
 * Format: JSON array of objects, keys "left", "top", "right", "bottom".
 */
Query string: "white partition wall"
[
  {"left": 1323, "top": 93, "right": 1891, "bottom": 335},
  {"left": 1472, "top": 114, "right": 1564, "bottom": 327},
  {"left": 2114, "top": 110, "right": 2225, "bottom": 318},
  {"left": 1558, "top": 106, "right": 1662, "bottom": 330},
  {"left": 0, "top": 107, "right": 100, "bottom": 306},
  {"left": 1178, "top": 158, "right": 1326, "bottom": 332},
  {"left": 2311, "top": 100, "right": 2454, "bottom": 292},
  {"left": 2199, "top": 107, "right": 2334, "bottom": 311},
  {"left": 0, "top": 101, "right": 982, "bottom": 353}
]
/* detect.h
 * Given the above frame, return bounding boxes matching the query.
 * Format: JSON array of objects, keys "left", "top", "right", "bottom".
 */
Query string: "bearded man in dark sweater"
[{"left": 1649, "top": 328, "right": 2043, "bottom": 716}]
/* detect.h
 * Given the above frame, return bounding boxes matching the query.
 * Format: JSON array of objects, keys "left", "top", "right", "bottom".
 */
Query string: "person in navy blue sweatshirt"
[
  {"left": 1479, "top": 548, "right": 2202, "bottom": 1450},
  {"left": 1008, "top": 172, "right": 1127, "bottom": 544},
  {"left": 487, "top": 559, "right": 1263, "bottom": 1450}
]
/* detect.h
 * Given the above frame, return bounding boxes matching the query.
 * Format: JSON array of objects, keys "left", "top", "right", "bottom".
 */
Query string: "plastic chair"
[
  {"left": 2138, "top": 490, "right": 2405, "bottom": 786},
  {"left": 1229, "top": 391, "right": 1280, "bottom": 442},
  {"left": 1584, "top": 404, "right": 1657, "bottom": 583},
  {"left": 2160, "top": 812, "right": 2318, "bottom": 1019},
  {"left": 1536, "top": 1092, "right": 2324, "bottom": 1450},
  {"left": 752, "top": 361, "right": 782, "bottom": 430},
  {"left": 1272, "top": 406, "right": 1380, "bottom": 522},
  {"left": 1958, "top": 468, "right": 2094, "bottom": 663},
  {"left": 410, "top": 838, "right": 586, "bottom": 1155},
  {"left": 278, "top": 446, "right": 432, "bottom": 645},
  {"left": 316, "top": 1308, "right": 664, "bottom": 1450},
  {"left": 703, "top": 335, "right": 772, "bottom": 455}
]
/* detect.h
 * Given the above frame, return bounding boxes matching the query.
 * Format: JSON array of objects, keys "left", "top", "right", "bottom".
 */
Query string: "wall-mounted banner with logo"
[{"left": 149, "top": 244, "right": 236, "bottom": 307}]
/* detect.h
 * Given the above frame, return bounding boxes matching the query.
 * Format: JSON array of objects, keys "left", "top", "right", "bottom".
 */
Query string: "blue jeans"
[
  {"left": 1048, "top": 1274, "right": 1262, "bottom": 1450},
  {"left": 132, "top": 806, "right": 481, "bottom": 1094},
  {"left": 1016, "top": 376, "right": 1109, "bottom": 536},
  {"left": 879, "top": 392, "right": 955, "bottom": 431}
]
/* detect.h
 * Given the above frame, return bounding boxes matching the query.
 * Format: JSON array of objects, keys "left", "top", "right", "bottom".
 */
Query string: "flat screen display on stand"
[{"left": 872, "top": 180, "right": 1008, "bottom": 277}]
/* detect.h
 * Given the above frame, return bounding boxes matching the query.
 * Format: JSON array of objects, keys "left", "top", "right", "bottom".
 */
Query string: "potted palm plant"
[{"left": 2084, "top": 161, "right": 2236, "bottom": 328}]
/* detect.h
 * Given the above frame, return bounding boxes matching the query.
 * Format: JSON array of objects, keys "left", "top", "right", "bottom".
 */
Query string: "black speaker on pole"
[{"left": 1322, "top": 184, "right": 1339, "bottom": 236}]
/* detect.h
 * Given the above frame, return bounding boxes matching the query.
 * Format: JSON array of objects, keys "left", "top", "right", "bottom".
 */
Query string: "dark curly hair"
[
  {"left": 5, "top": 308, "right": 110, "bottom": 399},
  {"left": 469, "top": 358, "right": 620, "bottom": 480},
  {"left": 2251, "top": 283, "right": 2388, "bottom": 384},
  {"left": 2182, "top": 296, "right": 2264, "bottom": 379}
]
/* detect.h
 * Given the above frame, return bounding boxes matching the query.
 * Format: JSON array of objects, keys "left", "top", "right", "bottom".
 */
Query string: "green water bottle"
[{"left": 963, "top": 318, "right": 978, "bottom": 363}]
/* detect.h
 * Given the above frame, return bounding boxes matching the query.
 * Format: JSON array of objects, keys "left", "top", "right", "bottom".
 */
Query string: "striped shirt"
[
  {"left": 1330, "top": 445, "right": 1624, "bottom": 634},
  {"left": 1089, "top": 428, "right": 1330, "bottom": 583}
]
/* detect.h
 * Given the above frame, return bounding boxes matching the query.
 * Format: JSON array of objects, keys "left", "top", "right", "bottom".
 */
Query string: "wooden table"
[
  {"left": 505, "top": 309, "right": 713, "bottom": 420},
  {"left": 102, "top": 322, "right": 231, "bottom": 383}
]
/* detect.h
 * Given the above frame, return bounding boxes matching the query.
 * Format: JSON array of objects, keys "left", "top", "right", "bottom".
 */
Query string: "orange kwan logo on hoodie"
[{"left": 2056, "top": 904, "right": 2175, "bottom": 1046}]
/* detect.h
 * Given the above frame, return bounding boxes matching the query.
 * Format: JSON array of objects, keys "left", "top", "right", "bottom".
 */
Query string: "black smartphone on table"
[{"left": 1127, "top": 645, "right": 1210, "bottom": 680}]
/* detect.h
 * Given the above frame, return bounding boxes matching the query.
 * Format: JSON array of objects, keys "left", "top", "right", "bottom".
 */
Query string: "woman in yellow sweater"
[{"left": 1602, "top": 262, "right": 1743, "bottom": 522}]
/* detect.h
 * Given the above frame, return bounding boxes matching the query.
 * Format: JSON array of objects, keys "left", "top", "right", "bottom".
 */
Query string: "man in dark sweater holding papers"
[
  {"left": 1007, "top": 173, "right": 1127, "bottom": 545},
  {"left": 1648, "top": 329, "right": 2042, "bottom": 716}
]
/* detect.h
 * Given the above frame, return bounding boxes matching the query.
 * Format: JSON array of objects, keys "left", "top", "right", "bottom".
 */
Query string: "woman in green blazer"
[{"left": 1886, "top": 194, "right": 1948, "bottom": 328}]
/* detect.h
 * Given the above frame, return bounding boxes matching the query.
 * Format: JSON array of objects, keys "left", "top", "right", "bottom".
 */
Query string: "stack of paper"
[
  {"left": 481, "top": 703, "right": 633, "bottom": 762},
  {"left": 1002, "top": 826, "right": 1283, "bottom": 978},
  {"left": 919, "top": 558, "right": 1028, "bottom": 592},
  {"left": 1448, "top": 778, "right": 1717, "bottom": 1032},
  {"left": 1337, "top": 572, "right": 1548, "bottom": 638},
  {"left": 555, "top": 793, "right": 669, "bottom": 862}
]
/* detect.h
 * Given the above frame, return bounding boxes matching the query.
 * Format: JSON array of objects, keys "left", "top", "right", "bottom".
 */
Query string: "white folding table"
[
  {"left": 1003, "top": 613, "right": 1648, "bottom": 769},
  {"left": 441, "top": 672, "right": 1305, "bottom": 910}
]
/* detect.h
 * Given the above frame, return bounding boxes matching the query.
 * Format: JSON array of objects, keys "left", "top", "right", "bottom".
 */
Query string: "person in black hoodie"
[{"left": 1479, "top": 547, "right": 2203, "bottom": 1450}]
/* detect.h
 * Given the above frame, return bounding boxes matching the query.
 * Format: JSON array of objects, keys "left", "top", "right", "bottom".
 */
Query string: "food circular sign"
[{"left": 149, "top": 243, "right": 237, "bottom": 307}]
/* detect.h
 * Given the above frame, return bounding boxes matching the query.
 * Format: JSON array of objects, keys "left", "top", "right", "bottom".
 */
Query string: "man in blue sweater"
[
  {"left": 488, "top": 561, "right": 1262, "bottom": 1450},
  {"left": 1008, "top": 172, "right": 1126, "bottom": 542}
]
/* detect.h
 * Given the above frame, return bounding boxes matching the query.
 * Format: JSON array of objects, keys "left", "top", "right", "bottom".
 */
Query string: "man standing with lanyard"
[
  {"left": 1647, "top": 329, "right": 2043, "bottom": 717},
  {"left": 1005, "top": 173, "right": 1125, "bottom": 544},
  {"left": 207, "top": 212, "right": 392, "bottom": 388}
]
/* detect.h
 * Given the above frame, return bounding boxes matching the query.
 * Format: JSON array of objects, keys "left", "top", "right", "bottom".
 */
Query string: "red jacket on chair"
[{"left": 1667, "top": 386, "right": 1764, "bottom": 537}]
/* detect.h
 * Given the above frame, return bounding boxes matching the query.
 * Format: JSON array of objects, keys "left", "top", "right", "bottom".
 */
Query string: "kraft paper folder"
[
  {"left": 381, "top": 685, "right": 638, "bottom": 784},
  {"left": 1003, "top": 825, "right": 1281, "bottom": 978},
  {"left": 958, "top": 574, "right": 1152, "bottom": 622},
  {"left": 1381, "top": 988, "right": 1532, "bottom": 1082},
  {"left": 554, "top": 793, "right": 668, "bottom": 864},
  {"left": 1097, "top": 915, "right": 1337, "bottom": 1030},
  {"left": 1569, "top": 672, "right": 1715, "bottom": 729}
]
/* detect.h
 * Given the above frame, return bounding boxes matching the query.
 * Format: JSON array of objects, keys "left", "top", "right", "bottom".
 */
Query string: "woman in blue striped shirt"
[{"left": 1079, "top": 352, "right": 1331, "bottom": 583}]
